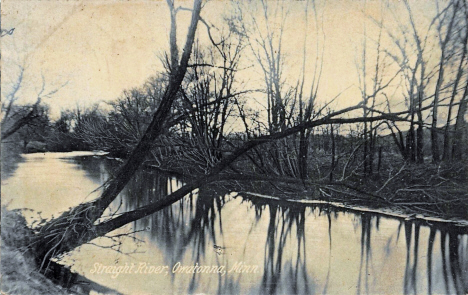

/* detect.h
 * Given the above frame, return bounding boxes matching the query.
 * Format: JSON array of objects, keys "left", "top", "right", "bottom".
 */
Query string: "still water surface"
[{"left": 2, "top": 152, "right": 468, "bottom": 294}]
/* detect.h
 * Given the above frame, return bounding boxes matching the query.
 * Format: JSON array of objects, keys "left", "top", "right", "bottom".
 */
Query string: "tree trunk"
[
  {"left": 407, "top": 118, "right": 416, "bottom": 163},
  {"left": 442, "top": 26, "right": 467, "bottom": 160},
  {"left": 452, "top": 80, "right": 468, "bottom": 160},
  {"left": 34, "top": 0, "right": 203, "bottom": 265},
  {"left": 431, "top": 0, "right": 459, "bottom": 162},
  {"left": 329, "top": 124, "right": 336, "bottom": 182},
  {"left": 416, "top": 92, "right": 424, "bottom": 164},
  {"left": 298, "top": 129, "right": 309, "bottom": 181},
  {"left": 92, "top": 0, "right": 202, "bottom": 216}
]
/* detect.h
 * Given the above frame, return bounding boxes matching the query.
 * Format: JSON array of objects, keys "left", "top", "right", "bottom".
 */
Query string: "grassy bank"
[
  {"left": 1, "top": 207, "right": 123, "bottom": 295},
  {"left": 1, "top": 207, "right": 72, "bottom": 294}
]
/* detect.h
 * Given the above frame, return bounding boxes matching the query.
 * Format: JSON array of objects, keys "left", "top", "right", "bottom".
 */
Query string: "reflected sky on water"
[{"left": 2, "top": 153, "right": 467, "bottom": 294}]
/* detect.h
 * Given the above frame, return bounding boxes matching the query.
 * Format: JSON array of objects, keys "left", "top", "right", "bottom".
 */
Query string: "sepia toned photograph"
[{"left": 1, "top": 0, "right": 467, "bottom": 294}]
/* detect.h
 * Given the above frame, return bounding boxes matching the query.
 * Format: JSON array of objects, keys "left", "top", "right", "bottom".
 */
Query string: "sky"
[{"left": 1, "top": 0, "right": 439, "bottom": 119}]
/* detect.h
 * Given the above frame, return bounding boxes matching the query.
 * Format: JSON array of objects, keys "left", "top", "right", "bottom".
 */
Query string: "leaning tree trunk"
[{"left": 33, "top": 0, "right": 203, "bottom": 266}]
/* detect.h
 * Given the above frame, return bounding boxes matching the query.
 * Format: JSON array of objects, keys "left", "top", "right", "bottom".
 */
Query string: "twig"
[{"left": 377, "top": 162, "right": 406, "bottom": 194}]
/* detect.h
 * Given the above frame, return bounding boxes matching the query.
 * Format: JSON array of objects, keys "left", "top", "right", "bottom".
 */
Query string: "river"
[{"left": 2, "top": 152, "right": 467, "bottom": 294}]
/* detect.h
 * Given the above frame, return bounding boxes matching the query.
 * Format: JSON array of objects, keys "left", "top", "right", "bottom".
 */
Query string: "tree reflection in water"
[
  {"left": 357, "top": 214, "right": 372, "bottom": 295},
  {"left": 257, "top": 204, "right": 312, "bottom": 294},
  {"left": 73, "top": 156, "right": 468, "bottom": 294}
]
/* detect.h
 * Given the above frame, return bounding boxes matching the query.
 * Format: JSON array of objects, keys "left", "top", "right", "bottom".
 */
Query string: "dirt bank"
[{"left": 1, "top": 207, "right": 120, "bottom": 295}]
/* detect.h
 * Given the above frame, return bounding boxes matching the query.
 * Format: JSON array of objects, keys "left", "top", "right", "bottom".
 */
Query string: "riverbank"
[
  {"left": 103, "top": 152, "right": 468, "bottom": 224},
  {"left": 1, "top": 207, "right": 121, "bottom": 295},
  {"left": 224, "top": 158, "right": 468, "bottom": 224},
  {"left": 1, "top": 207, "right": 73, "bottom": 294},
  {"left": 239, "top": 191, "right": 468, "bottom": 230}
]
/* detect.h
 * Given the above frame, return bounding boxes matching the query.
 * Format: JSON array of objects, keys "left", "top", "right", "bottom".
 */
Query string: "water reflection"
[
  {"left": 261, "top": 205, "right": 312, "bottom": 294},
  {"left": 71, "top": 156, "right": 468, "bottom": 294},
  {"left": 2, "top": 153, "right": 467, "bottom": 294}
]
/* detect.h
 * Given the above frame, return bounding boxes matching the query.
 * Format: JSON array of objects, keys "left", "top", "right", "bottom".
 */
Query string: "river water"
[{"left": 2, "top": 152, "right": 467, "bottom": 294}]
